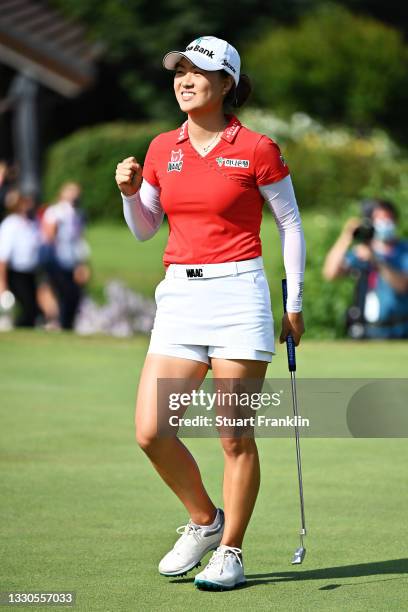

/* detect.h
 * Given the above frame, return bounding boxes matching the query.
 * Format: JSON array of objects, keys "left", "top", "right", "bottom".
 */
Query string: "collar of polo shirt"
[{"left": 176, "top": 115, "right": 242, "bottom": 145}]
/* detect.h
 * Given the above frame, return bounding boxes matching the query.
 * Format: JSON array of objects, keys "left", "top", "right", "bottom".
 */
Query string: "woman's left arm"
[{"left": 258, "top": 175, "right": 306, "bottom": 345}]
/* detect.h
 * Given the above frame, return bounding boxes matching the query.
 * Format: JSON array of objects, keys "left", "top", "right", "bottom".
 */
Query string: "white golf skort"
[{"left": 147, "top": 256, "right": 275, "bottom": 367}]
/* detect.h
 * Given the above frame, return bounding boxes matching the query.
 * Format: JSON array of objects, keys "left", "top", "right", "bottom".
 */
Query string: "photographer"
[{"left": 323, "top": 200, "right": 408, "bottom": 338}]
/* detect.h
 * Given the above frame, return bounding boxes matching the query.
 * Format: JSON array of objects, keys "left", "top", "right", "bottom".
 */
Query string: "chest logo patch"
[
  {"left": 216, "top": 157, "right": 249, "bottom": 168},
  {"left": 168, "top": 149, "right": 184, "bottom": 172}
]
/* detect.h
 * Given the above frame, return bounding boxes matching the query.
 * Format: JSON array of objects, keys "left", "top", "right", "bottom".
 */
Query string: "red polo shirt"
[{"left": 142, "top": 114, "right": 290, "bottom": 266}]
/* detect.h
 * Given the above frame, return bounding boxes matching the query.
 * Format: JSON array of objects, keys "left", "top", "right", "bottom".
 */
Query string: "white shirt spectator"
[
  {"left": 43, "top": 201, "right": 89, "bottom": 269},
  {"left": 0, "top": 214, "right": 40, "bottom": 272}
]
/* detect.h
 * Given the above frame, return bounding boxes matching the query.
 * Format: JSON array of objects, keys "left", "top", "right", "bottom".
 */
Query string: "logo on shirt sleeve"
[
  {"left": 168, "top": 149, "right": 184, "bottom": 172},
  {"left": 216, "top": 156, "right": 249, "bottom": 168}
]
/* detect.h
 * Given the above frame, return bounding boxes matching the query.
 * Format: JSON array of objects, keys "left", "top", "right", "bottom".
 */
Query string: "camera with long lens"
[
  {"left": 352, "top": 199, "right": 377, "bottom": 243},
  {"left": 352, "top": 217, "right": 374, "bottom": 243}
]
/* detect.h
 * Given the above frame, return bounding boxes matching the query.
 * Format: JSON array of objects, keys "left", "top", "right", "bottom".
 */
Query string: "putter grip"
[{"left": 282, "top": 279, "right": 296, "bottom": 372}]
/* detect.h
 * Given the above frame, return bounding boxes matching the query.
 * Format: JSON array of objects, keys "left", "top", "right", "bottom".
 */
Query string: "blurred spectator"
[
  {"left": 323, "top": 199, "right": 408, "bottom": 339},
  {"left": 0, "top": 189, "right": 41, "bottom": 327},
  {"left": 41, "top": 182, "right": 91, "bottom": 330}
]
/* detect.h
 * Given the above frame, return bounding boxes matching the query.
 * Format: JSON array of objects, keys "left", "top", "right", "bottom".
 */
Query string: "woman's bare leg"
[
  {"left": 211, "top": 358, "right": 268, "bottom": 548},
  {"left": 135, "top": 352, "right": 216, "bottom": 526}
]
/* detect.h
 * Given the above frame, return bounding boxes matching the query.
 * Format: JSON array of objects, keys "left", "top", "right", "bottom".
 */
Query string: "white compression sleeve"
[
  {"left": 122, "top": 179, "right": 164, "bottom": 241},
  {"left": 259, "top": 175, "right": 306, "bottom": 312}
]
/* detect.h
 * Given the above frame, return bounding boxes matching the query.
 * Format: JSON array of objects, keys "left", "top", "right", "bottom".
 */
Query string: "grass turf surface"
[{"left": 1, "top": 332, "right": 407, "bottom": 611}]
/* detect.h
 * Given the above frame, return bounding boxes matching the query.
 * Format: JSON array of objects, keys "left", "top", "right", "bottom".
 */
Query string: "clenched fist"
[{"left": 115, "top": 156, "right": 142, "bottom": 196}]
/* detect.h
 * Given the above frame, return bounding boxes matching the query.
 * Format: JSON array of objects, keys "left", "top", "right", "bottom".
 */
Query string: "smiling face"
[{"left": 174, "top": 57, "right": 234, "bottom": 115}]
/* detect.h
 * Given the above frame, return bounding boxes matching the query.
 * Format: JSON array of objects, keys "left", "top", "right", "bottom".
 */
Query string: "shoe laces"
[
  {"left": 174, "top": 520, "right": 202, "bottom": 546},
  {"left": 207, "top": 545, "right": 243, "bottom": 575}
]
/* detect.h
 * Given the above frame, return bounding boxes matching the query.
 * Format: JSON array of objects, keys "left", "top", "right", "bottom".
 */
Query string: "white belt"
[{"left": 166, "top": 256, "right": 264, "bottom": 280}]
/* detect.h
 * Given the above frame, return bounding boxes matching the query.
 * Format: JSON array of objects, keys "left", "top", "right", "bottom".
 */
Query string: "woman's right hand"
[{"left": 115, "top": 156, "right": 143, "bottom": 196}]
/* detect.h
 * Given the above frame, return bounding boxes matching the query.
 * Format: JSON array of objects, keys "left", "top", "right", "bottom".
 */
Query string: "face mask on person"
[{"left": 373, "top": 219, "right": 397, "bottom": 242}]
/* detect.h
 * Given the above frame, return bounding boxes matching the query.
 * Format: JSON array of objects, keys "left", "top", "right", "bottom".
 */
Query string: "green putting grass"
[{"left": 0, "top": 332, "right": 407, "bottom": 611}]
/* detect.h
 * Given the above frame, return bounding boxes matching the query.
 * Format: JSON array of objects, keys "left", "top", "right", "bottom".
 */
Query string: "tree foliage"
[
  {"left": 245, "top": 5, "right": 408, "bottom": 141},
  {"left": 44, "top": 121, "right": 171, "bottom": 219},
  {"left": 48, "top": 0, "right": 324, "bottom": 120},
  {"left": 47, "top": 1, "right": 408, "bottom": 143}
]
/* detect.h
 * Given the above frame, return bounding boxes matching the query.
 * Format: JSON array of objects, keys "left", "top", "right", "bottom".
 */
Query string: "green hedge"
[
  {"left": 301, "top": 212, "right": 356, "bottom": 338},
  {"left": 239, "top": 108, "right": 408, "bottom": 215},
  {"left": 285, "top": 142, "right": 406, "bottom": 214},
  {"left": 44, "top": 121, "right": 171, "bottom": 220}
]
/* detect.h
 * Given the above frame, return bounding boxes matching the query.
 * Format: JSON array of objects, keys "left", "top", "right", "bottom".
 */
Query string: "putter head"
[{"left": 291, "top": 546, "right": 306, "bottom": 564}]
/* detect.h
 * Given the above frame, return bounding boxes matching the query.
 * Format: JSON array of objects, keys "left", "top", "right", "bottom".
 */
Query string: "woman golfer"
[{"left": 115, "top": 36, "right": 306, "bottom": 590}]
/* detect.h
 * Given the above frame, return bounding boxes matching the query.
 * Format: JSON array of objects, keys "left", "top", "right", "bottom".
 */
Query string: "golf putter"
[{"left": 282, "top": 279, "right": 307, "bottom": 565}]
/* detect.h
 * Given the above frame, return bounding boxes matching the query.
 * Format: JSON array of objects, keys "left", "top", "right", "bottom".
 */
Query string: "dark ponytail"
[{"left": 223, "top": 72, "right": 252, "bottom": 108}]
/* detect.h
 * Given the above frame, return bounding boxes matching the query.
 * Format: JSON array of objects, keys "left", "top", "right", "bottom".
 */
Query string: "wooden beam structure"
[
  {"left": 0, "top": 0, "right": 101, "bottom": 97},
  {"left": 0, "top": 0, "right": 101, "bottom": 200}
]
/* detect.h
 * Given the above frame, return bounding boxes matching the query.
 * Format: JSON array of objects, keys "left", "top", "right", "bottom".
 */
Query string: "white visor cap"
[{"left": 163, "top": 36, "right": 241, "bottom": 87}]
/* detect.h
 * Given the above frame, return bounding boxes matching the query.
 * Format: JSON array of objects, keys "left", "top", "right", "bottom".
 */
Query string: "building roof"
[{"left": 0, "top": 0, "right": 101, "bottom": 97}]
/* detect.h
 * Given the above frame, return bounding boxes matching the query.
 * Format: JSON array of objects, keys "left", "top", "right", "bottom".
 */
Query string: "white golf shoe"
[
  {"left": 158, "top": 508, "right": 224, "bottom": 577},
  {"left": 194, "top": 544, "right": 246, "bottom": 590}
]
